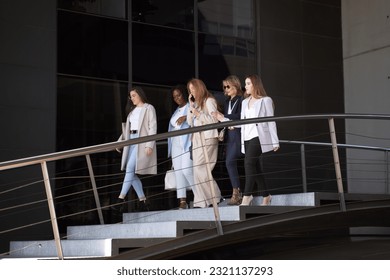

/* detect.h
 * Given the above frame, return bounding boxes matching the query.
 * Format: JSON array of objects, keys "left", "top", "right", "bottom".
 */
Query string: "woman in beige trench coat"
[{"left": 187, "top": 78, "right": 222, "bottom": 208}]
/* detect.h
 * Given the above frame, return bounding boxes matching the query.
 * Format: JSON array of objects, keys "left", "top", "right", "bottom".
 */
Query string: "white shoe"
[
  {"left": 261, "top": 195, "right": 272, "bottom": 206},
  {"left": 240, "top": 195, "right": 253, "bottom": 206}
]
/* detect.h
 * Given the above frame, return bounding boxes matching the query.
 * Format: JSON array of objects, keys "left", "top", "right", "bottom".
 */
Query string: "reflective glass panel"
[
  {"left": 57, "top": 76, "right": 128, "bottom": 150},
  {"left": 132, "top": 23, "right": 195, "bottom": 86},
  {"left": 58, "top": 0, "right": 127, "bottom": 19},
  {"left": 132, "top": 0, "right": 194, "bottom": 30},
  {"left": 199, "top": 33, "right": 255, "bottom": 90},
  {"left": 198, "top": 0, "right": 254, "bottom": 39},
  {"left": 57, "top": 10, "right": 128, "bottom": 80}
]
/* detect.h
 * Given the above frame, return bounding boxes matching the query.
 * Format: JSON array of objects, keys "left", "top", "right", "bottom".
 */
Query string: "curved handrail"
[
  {"left": 1, "top": 113, "right": 390, "bottom": 171},
  {"left": 281, "top": 140, "right": 390, "bottom": 152},
  {"left": 1, "top": 113, "right": 390, "bottom": 259}
]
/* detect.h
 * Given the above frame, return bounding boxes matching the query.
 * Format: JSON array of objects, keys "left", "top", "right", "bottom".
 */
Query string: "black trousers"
[{"left": 243, "top": 137, "right": 269, "bottom": 197}]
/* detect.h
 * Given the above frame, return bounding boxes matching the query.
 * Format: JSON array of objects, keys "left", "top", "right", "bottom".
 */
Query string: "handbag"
[
  {"left": 218, "top": 127, "right": 226, "bottom": 142},
  {"left": 164, "top": 169, "right": 176, "bottom": 190}
]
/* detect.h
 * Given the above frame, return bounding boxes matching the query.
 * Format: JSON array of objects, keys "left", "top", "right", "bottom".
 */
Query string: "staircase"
[{"left": 7, "top": 192, "right": 387, "bottom": 259}]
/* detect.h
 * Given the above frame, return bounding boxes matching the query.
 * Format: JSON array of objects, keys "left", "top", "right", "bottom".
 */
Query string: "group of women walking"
[{"left": 113, "top": 74, "right": 279, "bottom": 212}]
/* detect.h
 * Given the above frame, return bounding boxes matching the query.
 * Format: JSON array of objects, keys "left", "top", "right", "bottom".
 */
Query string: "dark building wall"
[
  {"left": 258, "top": 0, "right": 344, "bottom": 193},
  {"left": 0, "top": 1, "right": 57, "bottom": 160},
  {"left": 259, "top": 0, "right": 343, "bottom": 136},
  {"left": 0, "top": 0, "right": 57, "bottom": 253}
]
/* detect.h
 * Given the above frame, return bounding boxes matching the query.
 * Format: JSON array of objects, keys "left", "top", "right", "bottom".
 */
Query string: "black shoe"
[
  {"left": 138, "top": 200, "right": 150, "bottom": 212},
  {"left": 111, "top": 198, "right": 127, "bottom": 212}
]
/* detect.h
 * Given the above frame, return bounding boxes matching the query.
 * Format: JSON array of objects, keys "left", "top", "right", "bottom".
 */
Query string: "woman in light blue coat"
[{"left": 167, "top": 85, "right": 194, "bottom": 209}]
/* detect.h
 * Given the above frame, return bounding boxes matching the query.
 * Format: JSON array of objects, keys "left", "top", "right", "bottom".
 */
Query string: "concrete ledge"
[
  {"left": 8, "top": 192, "right": 389, "bottom": 259},
  {"left": 123, "top": 204, "right": 310, "bottom": 224},
  {"left": 67, "top": 221, "right": 180, "bottom": 239},
  {"left": 9, "top": 239, "right": 113, "bottom": 258}
]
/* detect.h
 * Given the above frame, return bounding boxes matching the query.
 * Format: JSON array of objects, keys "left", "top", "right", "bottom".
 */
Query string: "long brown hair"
[
  {"left": 126, "top": 86, "right": 149, "bottom": 115},
  {"left": 187, "top": 78, "right": 215, "bottom": 110},
  {"left": 245, "top": 74, "right": 268, "bottom": 99}
]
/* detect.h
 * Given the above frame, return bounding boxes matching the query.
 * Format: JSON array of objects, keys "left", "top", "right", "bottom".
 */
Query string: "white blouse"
[
  {"left": 129, "top": 107, "right": 142, "bottom": 130},
  {"left": 243, "top": 99, "right": 260, "bottom": 141}
]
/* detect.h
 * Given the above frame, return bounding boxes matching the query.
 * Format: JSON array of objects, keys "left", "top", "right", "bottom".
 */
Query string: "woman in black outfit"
[{"left": 212, "top": 75, "right": 243, "bottom": 205}]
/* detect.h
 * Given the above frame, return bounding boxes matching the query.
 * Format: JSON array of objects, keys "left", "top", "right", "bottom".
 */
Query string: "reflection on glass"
[
  {"left": 56, "top": 75, "right": 129, "bottom": 228},
  {"left": 198, "top": 0, "right": 254, "bottom": 39},
  {"left": 58, "top": 10, "right": 128, "bottom": 80},
  {"left": 199, "top": 33, "right": 255, "bottom": 90},
  {"left": 58, "top": 0, "right": 127, "bottom": 19},
  {"left": 132, "top": 23, "right": 195, "bottom": 86},
  {"left": 57, "top": 76, "right": 128, "bottom": 150},
  {"left": 132, "top": 0, "right": 194, "bottom": 30}
]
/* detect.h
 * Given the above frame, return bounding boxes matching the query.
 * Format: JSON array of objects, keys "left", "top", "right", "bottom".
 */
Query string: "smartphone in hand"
[{"left": 190, "top": 94, "right": 195, "bottom": 102}]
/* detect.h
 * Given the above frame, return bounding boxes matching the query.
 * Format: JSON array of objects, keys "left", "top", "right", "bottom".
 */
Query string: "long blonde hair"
[{"left": 223, "top": 75, "right": 243, "bottom": 96}]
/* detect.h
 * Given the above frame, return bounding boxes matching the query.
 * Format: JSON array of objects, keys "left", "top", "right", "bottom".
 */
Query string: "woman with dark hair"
[
  {"left": 167, "top": 85, "right": 194, "bottom": 209},
  {"left": 187, "top": 78, "right": 222, "bottom": 208},
  {"left": 212, "top": 75, "right": 243, "bottom": 205},
  {"left": 114, "top": 86, "right": 157, "bottom": 212},
  {"left": 240, "top": 74, "right": 279, "bottom": 206}
]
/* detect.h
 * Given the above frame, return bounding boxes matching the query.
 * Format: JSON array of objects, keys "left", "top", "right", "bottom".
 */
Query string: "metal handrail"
[
  {"left": 1, "top": 113, "right": 390, "bottom": 171},
  {"left": 280, "top": 139, "right": 390, "bottom": 152},
  {"left": 1, "top": 113, "right": 390, "bottom": 259}
]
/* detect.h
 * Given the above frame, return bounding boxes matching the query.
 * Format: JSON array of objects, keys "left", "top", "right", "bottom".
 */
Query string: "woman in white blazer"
[
  {"left": 187, "top": 78, "right": 222, "bottom": 208},
  {"left": 115, "top": 87, "right": 157, "bottom": 212},
  {"left": 240, "top": 74, "right": 279, "bottom": 206}
]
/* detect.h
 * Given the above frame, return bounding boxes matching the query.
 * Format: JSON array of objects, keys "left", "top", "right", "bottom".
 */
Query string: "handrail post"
[
  {"left": 41, "top": 161, "right": 64, "bottom": 260},
  {"left": 328, "top": 118, "right": 346, "bottom": 211},
  {"left": 300, "top": 144, "right": 307, "bottom": 193},
  {"left": 199, "top": 131, "right": 223, "bottom": 235},
  {"left": 85, "top": 154, "right": 104, "bottom": 225},
  {"left": 386, "top": 150, "right": 389, "bottom": 194}
]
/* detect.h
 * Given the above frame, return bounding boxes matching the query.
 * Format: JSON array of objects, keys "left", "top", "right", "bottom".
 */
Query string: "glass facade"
[
  {"left": 57, "top": 0, "right": 257, "bottom": 152},
  {"left": 132, "top": 0, "right": 194, "bottom": 30},
  {"left": 57, "top": 76, "right": 128, "bottom": 150},
  {"left": 56, "top": 0, "right": 343, "bottom": 224},
  {"left": 132, "top": 23, "right": 195, "bottom": 86},
  {"left": 58, "top": 0, "right": 127, "bottom": 19},
  {"left": 56, "top": 0, "right": 257, "bottom": 223},
  {"left": 198, "top": 0, "right": 253, "bottom": 39},
  {"left": 197, "top": 0, "right": 255, "bottom": 88},
  {"left": 57, "top": 10, "right": 128, "bottom": 81}
]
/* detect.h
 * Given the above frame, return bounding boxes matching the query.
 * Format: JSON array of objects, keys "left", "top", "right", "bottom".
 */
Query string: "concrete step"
[
  {"left": 9, "top": 238, "right": 172, "bottom": 258},
  {"left": 123, "top": 204, "right": 309, "bottom": 224},
  {"left": 66, "top": 220, "right": 222, "bottom": 240},
  {"left": 11, "top": 192, "right": 377, "bottom": 259},
  {"left": 121, "top": 192, "right": 318, "bottom": 224},
  {"left": 9, "top": 239, "right": 113, "bottom": 258}
]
